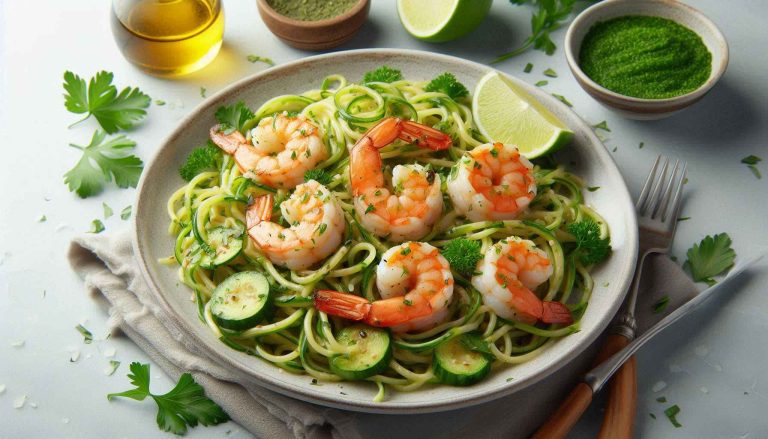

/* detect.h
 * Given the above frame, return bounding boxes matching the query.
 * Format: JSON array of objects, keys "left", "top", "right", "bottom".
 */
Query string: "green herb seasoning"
[
  {"left": 266, "top": 0, "right": 359, "bottom": 21},
  {"left": 579, "top": 16, "right": 712, "bottom": 99}
]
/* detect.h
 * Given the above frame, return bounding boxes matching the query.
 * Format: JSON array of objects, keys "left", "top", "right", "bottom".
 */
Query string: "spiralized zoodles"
[{"left": 163, "top": 71, "right": 609, "bottom": 400}]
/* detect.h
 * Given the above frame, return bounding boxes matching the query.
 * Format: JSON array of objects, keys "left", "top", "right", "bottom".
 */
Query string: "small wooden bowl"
[
  {"left": 256, "top": 0, "right": 370, "bottom": 51},
  {"left": 564, "top": 0, "right": 728, "bottom": 120}
]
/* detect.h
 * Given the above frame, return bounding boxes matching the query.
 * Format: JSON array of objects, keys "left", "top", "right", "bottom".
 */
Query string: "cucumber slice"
[
  {"left": 329, "top": 325, "right": 392, "bottom": 380},
  {"left": 210, "top": 272, "right": 272, "bottom": 331},
  {"left": 199, "top": 224, "right": 245, "bottom": 269},
  {"left": 433, "top": 334, "right": 491, "bottom": 386}
]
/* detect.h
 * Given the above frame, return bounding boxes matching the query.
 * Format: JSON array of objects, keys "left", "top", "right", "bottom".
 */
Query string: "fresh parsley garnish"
[
  {"left": 214, "top": 101, "right": 255, "bottom": 134},
  {"left": 524, "top": 63, "right": 534, "bottom": 73},
  {"left": 493, "top": 0, "right": 580, "bottom": 62},
  {"left": 89, "top": 219, "right": 105, "bottom": 233},
  {"left": 247, "top": 55, "right": 275, "bottom": 66},
  {"left": 459, "top": 333, "right": 493, "bottom": 357},
  {"left": 362, "top": 66, "right": 403, "bottom": 84},
  {"left": 535, "top": 80, "right": 549, "bottom": 87},
  {"left": 440, "top": 238, "right": 483, "bottom": 277},
  {"left": 741, "top": 155, "right": 762, "bottom": 179},
  {"left": 75, "top": 324, "right": 93, "bottom": 343},
  {"left": 592, "top": 120, "right": 610, "bottom": 132},
  {"left": 64, "top": 131, "right": 144, "bottom": 198},
  {"left": 684, "top": 233, "right": 736, "bottom": 286},
  {"left": 543, "top": 68, "right": 558, "bottom": 77},
  {"left": 551, "top": 93, "right": 572, "bottom": 107},
  {"left": 179, "top": 143, "right": 222, "bottom": 182},
  {"left": 425, "top": 72, "right": 469, "bottom": 100},
  {"left": 664, "top": 404, "right": 682, "bottom": 428},
  {"left": 304, "top": 168, "right": 332, "bottom": 185},
  {"left": 63, "top": 71, "right": 150, "bottom": 134},
  {"left": 108, "top": 362, "right": 229, "bottom": 435},
  {"left": 121, "top": 205, "right": 132, "bottom": 221},
  {"left": 652, "top": 295, "right": 670, "bottom": 314},
  {"left": 567, "top": 220, "right": 611, "bottom": 265}
]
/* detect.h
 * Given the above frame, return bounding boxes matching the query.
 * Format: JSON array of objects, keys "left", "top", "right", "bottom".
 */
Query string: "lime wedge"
[
  {"left": 472, "top": 72, "right": 574, "bottom": 159},
  {"left": 397, "top": 0, "right": 492, "bottom": 43}
]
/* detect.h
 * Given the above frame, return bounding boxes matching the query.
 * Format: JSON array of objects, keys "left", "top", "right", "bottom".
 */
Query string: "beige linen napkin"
[{"left": 68, "top": 231, "right": 698, "bottom": 439}]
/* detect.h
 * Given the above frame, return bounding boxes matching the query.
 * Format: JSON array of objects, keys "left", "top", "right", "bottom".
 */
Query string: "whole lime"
[{"left": 397, "top": 0, "right": 493, "bottom": 43}]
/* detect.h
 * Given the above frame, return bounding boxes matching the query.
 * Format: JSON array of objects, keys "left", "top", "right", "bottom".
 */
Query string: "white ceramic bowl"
[
  {"left": 132, "top": 49, "right": 638, "bottom": 413},
  {"left": 565, "top": 0, "right": 729, "bottom": 120}
]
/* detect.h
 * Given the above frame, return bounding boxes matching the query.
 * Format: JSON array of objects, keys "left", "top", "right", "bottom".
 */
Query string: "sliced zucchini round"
[
  {"left": 433, "top": 334, "right": 491, "bottom": 386},
  {"left": 329, "top": 325, "right": 392, "bottom": 380},
  {"left": 199, "top": 224, "right": 244, "bottom": 269},
  {"left": 210, "top": 272, "right": 272, "bottom": 331}
]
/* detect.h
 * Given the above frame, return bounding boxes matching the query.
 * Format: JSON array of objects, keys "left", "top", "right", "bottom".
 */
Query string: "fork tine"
[
  {"left": 643, "top": 157, "right": 669, "bottom": 215},
  {"left": 636, "top": 156, "right": 661, "bottom": 210},
  {"left": 654, "top": 159, "right": 680, "bottom": 220},
  {"left": 663, "top": 162, "right": 687, "bottom": 223}
]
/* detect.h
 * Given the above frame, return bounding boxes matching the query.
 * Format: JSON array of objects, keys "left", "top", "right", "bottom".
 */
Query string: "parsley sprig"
[
  {"left": 179, "top": 143, "right": 222, "bottom": 182},
  {"left": 108, "top": 362, "right": 229, "bottom": 435},
  {"left": 440, "top": 238, "right": 483, "bottom": 277},
  {"left": 425, "top": 73, "right": 469, "bottom": 100},
  {"left": 684, "top": 233, "right": 736, "bottom": 286},
  {"left": 214, "top": 101, "right": 255, "bottom": 134},
  {"left": 362, "top": 66, "right": 403, "bottom": 84},
  {"left": 64, "top": 71, "right": 151, "bottom": 133},
  {"left": 493, "top": 0, "right": 582, "bottom": 63},
  {"left": 64, "top": 131, "right": 144, "bottom": 198},
  {"left": 567, "top": 220, "right": 611, "bottom": 265},
  {"left": 304, "top": 168, "right": 333, "bottom": 185}
]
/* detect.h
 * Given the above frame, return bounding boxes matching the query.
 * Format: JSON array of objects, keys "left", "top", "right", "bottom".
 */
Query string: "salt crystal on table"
[
  {"left": 0, "top": 384, "right": 6, "bottom": 394},
  {"left": 10, "top": 340, "right": 24, "bottom": 348},
  {"left": 62, "top": 418, "right": 70, "bottom": 424},
  {"left": 652, "top": 381, "right": 667, "bottom": 392},
  {"left": 13, "top": 395, "right": 26, "bottom": 409},
  {"left": 103, "top": 347, "right": 116, "bottom": 357},
  {"left": 700, "top": 386, "right": 709, "bottom": 394}
]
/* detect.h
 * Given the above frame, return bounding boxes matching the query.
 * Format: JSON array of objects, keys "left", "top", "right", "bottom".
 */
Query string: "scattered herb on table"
[
  {"left": 524, "top": 63, "right": 534, "bottom": 73},
  {"left": 63, "top": 71, "right": 150, "bottom": 134},
  {"left": 592, "top": 120, "right": 610, "bottom": 132},
  {"left": 75, "top": 324, "right": 93, "bottom": 343},
  {"left": 677, "top": 216, "right": 690, "bottom": 222},
  {"left": 106, "top": 360, "right": 121, "bottom": 376},
  {"left": 215, "top": 101, "right": 255, "bottom": 134},
  {"left": 551, "top": 93, "right": 572, "bottom": 107},
  {"left": 664, "top": 404, "right": 682, "bottom": 428},
  {"left": 199, "top": 87, "right": 207, "bottom": 98},
  {"left": 652, "top": 296, "right": 670, "bottom": 314},
  {"left": 179, "top": 144, "right": 222, "bottom": 182},
  {"left": 103, "top": 202, "right": 113, "bottom": 219},
  {"left": 37, "top": 215, "right": 47, "bottom": 223},
  {"left": 247, "top": 55, "right": 275, "bottom": 66},
  {"left": 639, "top": 142, "right": 645, "bottom": 149},
  {"left": 587, "top": 186, "right": 600, "bottom": 192},
  {"left": 543, "top": 68, "right": 558, "bottom": 77},
  {"left": 567, "top": 220, "right": 611, "bottom": 265},
  {"left": 155, "top": 99, "right": 166, "bottom": 106},
  {"left": 304, "top": 169, "right": 333, "bottom": 185},
  {"left": 612, "top": 146, "right": 618, "bottom": 152},
  {"left": 656, "top": 396, "right": 667, "bottom": 403},
  {"left": 440, "top": 238, "right": 483, "bottom": 277},
  {"left": 89, "top": 219, "right": 105, "bottom": 234},
  {"left": 493, "top": 0, "right": 582, "bottom": 62},
  {"left": 64, "top": 131, "right": 144, "bottom": 198},
  {"left": 363, "top": 66, "right": 403, "bottom": 84},
  {"left": 741, "top": 155, "right": 762, "bottom": 179},
  {"left": 650, "top": 413, "right": 656, "bottom": 420},
  {"left": 108, "top": 362, "right": 229, "bottom": 435},
  {"left": 684, "top": 233, "right": 736, "bottom": 286},
  {"left": 121, "top": 205, "right": 132, "bottom": 221},
  {"left": 535, "top": 80, "right": 549, "bottom": 87},
  {"left": 425, "top": 72, "right": 469, "bottom": 100}
]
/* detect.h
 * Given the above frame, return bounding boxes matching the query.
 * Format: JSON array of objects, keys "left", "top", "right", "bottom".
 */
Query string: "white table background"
[{"left": 2, "top": 0, "right": 767, "bottom": 437}]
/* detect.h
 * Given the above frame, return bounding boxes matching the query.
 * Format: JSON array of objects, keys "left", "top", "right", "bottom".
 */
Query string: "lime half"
[
  {"left": 472, "top": 72, "right": 574, "bottom": 159},
  {"left": 396, "top": 0, "right": 492, "bottom": 43}
]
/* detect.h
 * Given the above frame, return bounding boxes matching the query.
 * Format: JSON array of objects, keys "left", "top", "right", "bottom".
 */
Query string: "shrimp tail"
[
  {"left": 541, "top": 301, "right": 573, "bottom": 325},
  {"left": 210, "top": 124, "right": 246, "bottom": 154},
  {"left": 314, "top": 290, "right": 372, "bottom": 321},
  {"left": 246, "top": 194, "right": 274, "bottom": 230},
  {"left": 399, "top": 120, "right": 452, "bottom": 151}
]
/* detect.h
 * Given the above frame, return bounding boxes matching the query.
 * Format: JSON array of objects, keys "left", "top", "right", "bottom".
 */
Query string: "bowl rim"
[
  {"left": 131, "top": 48, "right": 639, "bottom": 413},
  {"left": 564, "top": 0, "right": 729, "bottom": 105},
  {"left": 256, "top": 0, "right": 369, "bottom": 28}
]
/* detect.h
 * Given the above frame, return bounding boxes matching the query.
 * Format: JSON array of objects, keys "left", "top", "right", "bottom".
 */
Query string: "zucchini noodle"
[{"left": 165, "top": 74, "right": 609, "bottom": 400}]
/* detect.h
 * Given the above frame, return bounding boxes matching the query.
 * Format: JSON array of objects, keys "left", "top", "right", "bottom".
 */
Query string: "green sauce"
[
  {"left": 266, "top": 0, "right": 359, "bottom": 21},
  {"left": 579, "top": 16, "right": 712, "bottom": 99}
]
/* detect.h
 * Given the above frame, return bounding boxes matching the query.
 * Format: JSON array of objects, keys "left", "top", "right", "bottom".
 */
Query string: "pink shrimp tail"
[
  {"left": 314, "top": 290, "right": 372, "bottom": 321},
  {"left": 541, "top": 301, "right": 573, "bottom": 325},
  {"left": 398, "top": 120, "right": 452, "bottom": 151},
  {"left": 209, "top": 124, "right": 246, "bottom": 154},
  {"left": 246, "top": 194, "right": 274, "bottom": 230}
]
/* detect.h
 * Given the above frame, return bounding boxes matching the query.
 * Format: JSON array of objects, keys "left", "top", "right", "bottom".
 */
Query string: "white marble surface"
[{"left": 1, "top": 0, "right": 767, "bottom": 437}]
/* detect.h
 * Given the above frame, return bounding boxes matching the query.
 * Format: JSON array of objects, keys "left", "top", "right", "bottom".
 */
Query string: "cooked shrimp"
[
  {"left": 210, "top": 113, "right": 328, "bottom": 189},
  {"left": 471, "top": 237, "right": 572, "bottom": 325},
  {"left": 350, "top": 117, "right": 452, "bottom": 242},
  {"left": 314, "top": 242, "right": 454, "bottom": 333},
  {"left": 246, "top": 180, "right": 344, "bottom": 270},
  {"left": 446, "top": 142, "right": 536, "bottom": 222}
]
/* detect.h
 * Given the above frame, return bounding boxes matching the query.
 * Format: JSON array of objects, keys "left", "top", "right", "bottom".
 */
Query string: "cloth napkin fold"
[{"left": 68, "top": 231, "right": 698, "bottom": 439}]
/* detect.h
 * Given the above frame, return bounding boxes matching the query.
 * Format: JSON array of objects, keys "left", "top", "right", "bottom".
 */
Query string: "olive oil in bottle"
[{"left": 111, "top": 0, "right": 224, "bottom": 76}]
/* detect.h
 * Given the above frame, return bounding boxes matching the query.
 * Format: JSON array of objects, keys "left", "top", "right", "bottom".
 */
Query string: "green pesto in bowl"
[{"left": 579, "top": 15, "right": 712, "bottom": 99}]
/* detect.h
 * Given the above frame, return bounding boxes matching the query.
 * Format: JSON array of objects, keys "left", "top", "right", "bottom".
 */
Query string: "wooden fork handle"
[
  {"left": 531, "top": 333, "right": 635, "bottom": 439},
  {"left": 598, "top": 335, "right": 637, "bottom": 439}
]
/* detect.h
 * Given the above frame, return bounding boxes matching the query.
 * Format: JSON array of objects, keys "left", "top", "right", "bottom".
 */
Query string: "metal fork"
[{"left": 532, "top": 155, "right": 688, "bottom": 439}]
